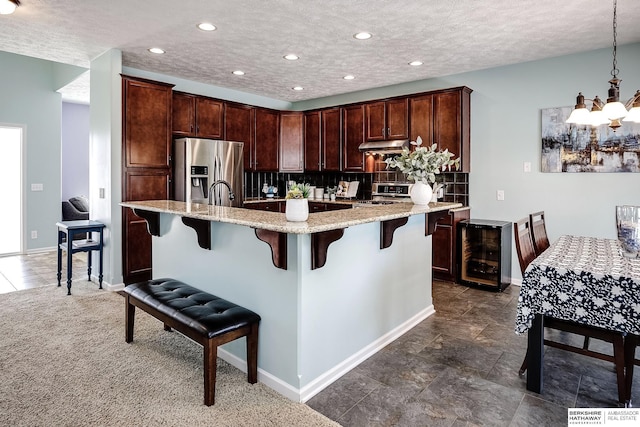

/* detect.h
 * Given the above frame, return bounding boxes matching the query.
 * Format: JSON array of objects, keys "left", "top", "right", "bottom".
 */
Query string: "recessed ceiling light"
[
  {"left": 148, "top": 47, "right": 165, "bottom": 54},
  {"left": 232, "top": 70, "right": 245, "bottom": 76},
  {"left": 292, "top": 86, "right": 303, "bottom": 91},
  {"left": 198, "top": 22, "right": 217, "bottom": 31},
  {"left": 353, "top": 32, "right": 372, "bottom": 40},
  {"left": 284, "top": 54, "right": 299, "bottom": 61},
  {"left": 343, "top": 75, "right": 355, "bottom": 80},
  {"left": 409, "top": 61, "right": 423, "bottom": 66}
]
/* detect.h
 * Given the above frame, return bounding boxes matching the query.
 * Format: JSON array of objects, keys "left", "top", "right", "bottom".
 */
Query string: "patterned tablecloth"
[{"left": 515, "top": 235, "right": 640, "bottom": 335}]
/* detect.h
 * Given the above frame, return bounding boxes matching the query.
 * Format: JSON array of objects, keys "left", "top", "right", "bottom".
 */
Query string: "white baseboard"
[{"left": 218, "top": 304, "right": 437, "bottom": 403}]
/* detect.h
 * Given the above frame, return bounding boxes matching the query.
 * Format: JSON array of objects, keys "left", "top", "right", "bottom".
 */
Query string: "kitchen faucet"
[{"left": 208, "top": 180, "right": 235, "bottom": 205}]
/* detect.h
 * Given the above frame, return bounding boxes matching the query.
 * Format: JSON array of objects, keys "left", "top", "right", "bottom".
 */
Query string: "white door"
[{"left": 0, "top": 126, "right": 23, "bottom": 255}]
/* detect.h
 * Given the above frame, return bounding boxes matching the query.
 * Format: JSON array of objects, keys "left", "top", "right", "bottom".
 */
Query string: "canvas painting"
[{"left": 541, "top": 106, "right": 640, "bottom": 173}]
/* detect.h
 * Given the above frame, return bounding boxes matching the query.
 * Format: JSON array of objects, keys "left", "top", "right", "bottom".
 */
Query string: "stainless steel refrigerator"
[{"left": 173, "top": 138, "right": 244, "bottom": 207}]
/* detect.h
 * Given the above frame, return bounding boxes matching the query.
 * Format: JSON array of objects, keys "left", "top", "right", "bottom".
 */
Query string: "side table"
[{"left": 56, "top": 220, "right": 105, "bottom": 295}]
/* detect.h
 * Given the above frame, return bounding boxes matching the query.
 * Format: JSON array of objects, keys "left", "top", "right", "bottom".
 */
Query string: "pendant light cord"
[{"left": 611, "top": 0, "right": 619, "bottom": 79}]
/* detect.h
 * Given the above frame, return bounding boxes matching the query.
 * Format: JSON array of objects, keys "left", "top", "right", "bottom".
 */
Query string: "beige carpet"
[{"left": 0, "top": 281, "right": 340, "bottom": 426}]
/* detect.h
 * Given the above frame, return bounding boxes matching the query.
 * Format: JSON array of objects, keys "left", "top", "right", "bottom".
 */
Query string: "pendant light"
[
  {"left": 0, "top": 0, "right": 20, "bottom": 15},
  {"left": 566, "top": 0, "right": 640, "bottom": 130}
]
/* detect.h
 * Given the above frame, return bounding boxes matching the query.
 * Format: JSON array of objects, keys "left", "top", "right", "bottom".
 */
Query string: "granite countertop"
[{"left": 120, "top": 200, "right": 463, "bottom": 234}]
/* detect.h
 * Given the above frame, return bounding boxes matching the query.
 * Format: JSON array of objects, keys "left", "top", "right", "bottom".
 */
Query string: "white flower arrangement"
[
  {"left": 384, "top": 136, "right": 460, "bottom": 184},
  {"left": 285, "top": 183, "right": 311, "bottom": 199}
]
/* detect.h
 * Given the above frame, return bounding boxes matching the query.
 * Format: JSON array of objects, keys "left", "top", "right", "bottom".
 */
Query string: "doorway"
[{"left": 0, "top": 125, "right": 23, "bottom": 255}]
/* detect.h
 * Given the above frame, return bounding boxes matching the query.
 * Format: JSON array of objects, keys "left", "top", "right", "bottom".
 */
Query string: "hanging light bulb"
[{"left": 0, "top": 0, "right": 20, "bottom": 15}]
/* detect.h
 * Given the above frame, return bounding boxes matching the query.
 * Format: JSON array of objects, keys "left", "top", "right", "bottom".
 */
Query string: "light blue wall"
[
  {"left": 0, "top": 51, "right": 63, "bottom": 251},
  {"left": 61, "top": 102, "right": 90, "bottom": 201}
]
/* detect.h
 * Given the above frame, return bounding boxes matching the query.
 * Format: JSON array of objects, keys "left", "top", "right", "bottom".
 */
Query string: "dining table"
[{"left": 515, "top": 235, "right": 640, "bottom": 403}]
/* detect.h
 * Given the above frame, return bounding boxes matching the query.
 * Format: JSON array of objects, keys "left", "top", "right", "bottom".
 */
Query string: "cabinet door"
[
  {"left": 342, "top": 104, "right": 365, "bottom": 172},
  {"left": 123, "top": 77, "right": 172, "bottom": 168},
  {"left": 122, "top": 169, "right": 170, "bottom": 284},
  {"left": 254, "top": 108, "right": 280, "bottom": 171},
  {"left": 386, "top": 98, "right": 408, "bottom": 140},
  {"left": 172, "top": 92, "right": 195, "bottom": 136},
  {"left": 225, "top": 103, "right": 255, "bottom": 171},
  {"left": 433, "top": 88, "right": 471, "bottom": 172},
  {"left": 304, "top": 111, "right": 321, "bottom": 171},
  {"left": 279, "top": 112, "right": 304, "bottom": 172},
  {"left": 322, "top": 108, "right": 341, "bottom": 171},
  {"left": 365, "top": 101, "right": 386, "bottom": 141},
  {"left": 196, "top": 97, "right": 224, "bottom": 139},
  {"left": 409, "top": 95, "right": 433, "bottom": 145}
]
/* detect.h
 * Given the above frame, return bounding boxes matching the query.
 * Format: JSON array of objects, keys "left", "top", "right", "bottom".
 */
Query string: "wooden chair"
[
  {"left": 529, "top": 211, "right": 550, "bottom": 256},
  {"left": 515, "top": 217, "right": 626, "bottom": 403}
]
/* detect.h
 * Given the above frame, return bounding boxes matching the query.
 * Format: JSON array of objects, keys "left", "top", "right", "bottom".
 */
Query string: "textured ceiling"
[{"left": 2, "top": 0, "right": 640, "bottom": 104}]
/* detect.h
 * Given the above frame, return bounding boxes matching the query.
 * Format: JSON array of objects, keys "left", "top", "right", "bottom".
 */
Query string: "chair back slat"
[
  {"left": 514, "top": 218, "right": 537, "bottom": 274},
  {"left": 529, "top": 211, "right": 550, "bottom": 256}
]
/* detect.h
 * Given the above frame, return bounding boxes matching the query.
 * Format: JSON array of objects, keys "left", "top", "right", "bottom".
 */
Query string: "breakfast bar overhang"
[{"left": 120, "top": 200, "right": 461, "bottom": 402}]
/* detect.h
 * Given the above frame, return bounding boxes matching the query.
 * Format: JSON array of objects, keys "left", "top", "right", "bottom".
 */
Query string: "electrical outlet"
[
  {"left": 31, "top": 230, "right": 37, "bottom": 239},
  {"left": 496, "top": 190, "right": 505, "bottom": 201},
  {"left": 99, "top": 188, "right": 105, "bottom": 199},
  {"left": 523, "top": 162, "right": 532, "bottom": 173}
]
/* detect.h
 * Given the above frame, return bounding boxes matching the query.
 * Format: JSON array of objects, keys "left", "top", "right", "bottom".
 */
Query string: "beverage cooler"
[{"left": 457, "top": 219, "right": 512, "bottom": 291}]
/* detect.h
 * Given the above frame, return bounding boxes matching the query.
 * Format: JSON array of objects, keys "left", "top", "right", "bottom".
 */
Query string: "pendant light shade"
[{"left": 0, "top": 0, "right": 20, "bottom": 15}]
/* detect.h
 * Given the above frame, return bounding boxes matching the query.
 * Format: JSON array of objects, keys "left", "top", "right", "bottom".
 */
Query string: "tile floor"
[
  {"left": 308, "top": 280, "right": 640, "bottom": 426},
  {"left": 2, "top": 253, "right": 638, "bottom": 426},
  {"left": 0, "top": 250, "right": 90, "bottom": 293}
]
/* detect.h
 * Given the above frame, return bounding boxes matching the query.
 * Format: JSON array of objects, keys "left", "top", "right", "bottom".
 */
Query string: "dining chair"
[
  {"left": 514, "top": 218, "right": 626, "bottom": 403},
  {"left": 529, "top": 211, "right": 550, "bottom": 256}
]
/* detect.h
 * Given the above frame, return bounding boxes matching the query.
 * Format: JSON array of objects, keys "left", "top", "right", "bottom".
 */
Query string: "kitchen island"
[{"left": 120, "top": 199, "right": 461, "bottom": 401}]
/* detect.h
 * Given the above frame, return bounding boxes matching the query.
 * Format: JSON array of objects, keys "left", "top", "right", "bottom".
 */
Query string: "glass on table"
[{"left": 616, "top": 205, "right": 640, "bottom": 258}]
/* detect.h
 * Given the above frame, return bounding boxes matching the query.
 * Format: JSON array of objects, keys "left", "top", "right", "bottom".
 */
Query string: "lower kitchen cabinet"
[{"left": 432, "top": 208, "right": 470, "bottom": 282}]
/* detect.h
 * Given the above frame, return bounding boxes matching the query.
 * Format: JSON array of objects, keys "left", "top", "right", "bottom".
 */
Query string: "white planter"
[
  {"left": 285, "top": 198, "right": 309, "bottom": 222},
  {"left": 410, "top": 182, "right": 433, "bottom": 205}
]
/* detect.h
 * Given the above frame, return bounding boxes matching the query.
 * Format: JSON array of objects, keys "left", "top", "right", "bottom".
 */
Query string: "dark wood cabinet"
[
  {"left": 342, "top": 105, "right": 365, "bottom": 172},
  {"left": 304, "top": 108, "right": 341, "bottom": 172},
  {"left": 432, "top": 208, "right": 470, "bottom": 282},
  {"left": 279, "top": 112, "right": 304, "bottom": 172},
  {"left": 121, "top": 76, "right": 173, "bottom": 284},
  {"left": 321, "top": 108, "right": 342, "bottom": 171},
  {"left": 254, "top": 108, "right": 280, "bottom": 171},
  {"left": 365, "top": 98, "right": 408, "bottom": 141},
  {"left": 243, "top": 201, "right": 284, "bottom": 212},
  {"left": 409, "top": 87, "right": 471, "bottom": 172},
  {"left": 304, "top": 111, "right": 321, "bottom": 171},
  {"left": 225, "top": 102, "right": 255, "bottom": 171},
  {"left": 172, "top": 92, "right": 224, "bottom": 139}
]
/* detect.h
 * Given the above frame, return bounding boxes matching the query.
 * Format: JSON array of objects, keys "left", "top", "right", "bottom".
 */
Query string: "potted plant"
[
  {"left": 384, "top": 136, "right": 460, "bottom": 205},
  {"left": 285, "top": 183, "right": 311, "bottom": 221}
]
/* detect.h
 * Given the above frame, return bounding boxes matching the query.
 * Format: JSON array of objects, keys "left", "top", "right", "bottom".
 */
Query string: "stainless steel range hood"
[{"left": 358, "top": 139, "right": 409, "bottom": 154}]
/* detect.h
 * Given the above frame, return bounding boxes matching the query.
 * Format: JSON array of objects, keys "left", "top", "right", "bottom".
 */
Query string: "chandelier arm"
[{"left": 624, "top": 91, "right": 640, "bottom": 109}]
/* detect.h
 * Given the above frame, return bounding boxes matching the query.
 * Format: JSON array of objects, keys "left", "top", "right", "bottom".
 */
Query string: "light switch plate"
[
  {"left": 31, "top": 183, "right": 43, "bottom": 191},
  {"left": 496, "top": 190, "right": 505, "bottom": 201},
  {"left": 523, "top": 162, "right": 532, "bottom": 173}
]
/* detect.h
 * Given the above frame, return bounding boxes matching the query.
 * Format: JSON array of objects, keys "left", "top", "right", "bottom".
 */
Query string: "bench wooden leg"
[
  {"left": 247, "top": 323, "right": 259, "bottom": 384},
  {"left": 125, "top": 295, "right": 135, "bottom": 343},
  {"left": 204, "top": 339, "right": 219, "bottom": 406}
]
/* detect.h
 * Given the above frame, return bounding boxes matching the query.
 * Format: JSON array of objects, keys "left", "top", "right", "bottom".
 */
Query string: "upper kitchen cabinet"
[
  {"left": 409, "top": 87, "right": 472, "bottom": 172},
  {"left": 304, "top": 111, "right": 321, "bottom": 171},
  {"left": 279, "top": 112, "right": 304, "bottom": 173},
  {"left": 172, "top": 92, "right": 224, "bottom": 139},
  {"left": 254, "top": 107, "right": 280, "bottom": 171},
  {"left": 321, "top": 108, "right": 342, "bottom": 171},
  {"left": 304, "top": 108, "right": 341, "bottom": 172},
  {"left": 365, "top": 98, "right": 408, "bottom": 142},
  {"left": 123, "top": 76, "right": 173, "bottom": 169},
  {"left": 225, "top": 102, "right": 255, "bottom": 171},
  {"left": 342, "top": 104, "right": 365, "bottom": 172}
]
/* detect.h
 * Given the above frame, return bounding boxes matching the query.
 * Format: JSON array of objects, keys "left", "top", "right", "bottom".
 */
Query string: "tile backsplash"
[{"left": 244, "top": 170, "right": 469, "bottom": 205}]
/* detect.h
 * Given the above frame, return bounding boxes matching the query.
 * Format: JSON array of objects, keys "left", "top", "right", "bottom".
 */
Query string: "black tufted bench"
[{"left": 122, "top": 278, "right": 261, "bottom": 406}]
